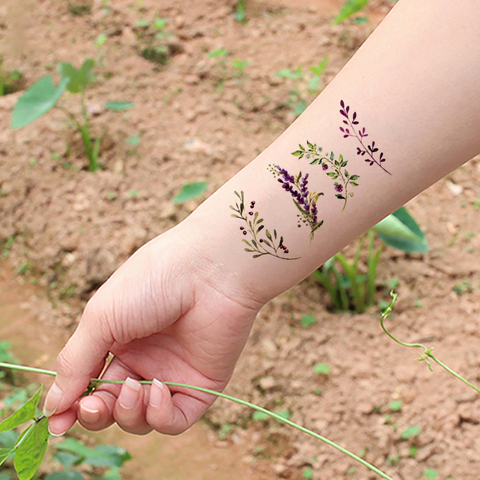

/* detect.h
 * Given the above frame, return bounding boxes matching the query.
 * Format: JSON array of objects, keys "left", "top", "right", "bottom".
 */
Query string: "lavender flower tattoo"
[
  {"left": 268, "top": 165, "right": 324, "bottom": 240},
  {"left": 230, "top": 191, "right": 299, "bottom": 260},
  {"left": 339, "top": 100, "right": 391, "bottom": 175},
  {"left": 292, "top": 141, "right": 359, "bottom": 210}
]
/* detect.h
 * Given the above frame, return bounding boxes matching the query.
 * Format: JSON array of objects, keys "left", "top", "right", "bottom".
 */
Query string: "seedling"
[
  {"left": 302, "top": 467, "right": 314, "bottom": 479},
  {"left": 300, "top": 314, "right": 317, "bottom": 327},
  {"left": 400, "top": 425, "right": 420, "bottom": 440},
  {"left": 173, "top": 181, "right": 208, "bottom": 204},
  {"left": 0, "top": 57, "right": 23, "bottom": 97},
  {"left": 206, "top": 49, "right": 250, "bottom": 90},
  {"left": 233, "top": 0, "right": 248, "bottom": 23},
  {"left": 422, "top": 469, "right": 438, "bottom": 479},
  {"left": 134, "top": 16, "right": 175, "bottom": 65},
  {"left": 313, "top": 363, "right": 330, "bottom": 375},
  {"left": 11, "top": 59, "right": 134, "bottom": 171},
  {"left": 313, "top": 207, "right": 427, "bottom": 313},
  {"left": 274, "top": 56, "right": 329, "bottom": 116},
  {"left": 332, "top": 0, "right": 369, "bottom": 24}
]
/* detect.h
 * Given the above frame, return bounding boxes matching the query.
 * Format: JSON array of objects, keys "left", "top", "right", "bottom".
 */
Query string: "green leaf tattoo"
[
  {"left": 292, "top": 142, "right": 359, "bottom": 210},
  {"left": 230, "top": 191, "right": 299, "bottom": 260}
]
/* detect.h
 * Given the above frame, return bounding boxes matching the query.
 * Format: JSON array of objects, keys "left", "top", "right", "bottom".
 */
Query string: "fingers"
[
  {"left": 146, "top": 379, "right": 213, "bottom": 435},
  {"left": 44, "top": 302, "right": 113, "bottom": 419}
]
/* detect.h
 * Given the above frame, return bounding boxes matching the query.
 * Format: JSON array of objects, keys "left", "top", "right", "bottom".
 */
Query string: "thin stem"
[
  {"left": 0, "top": 361, "right": 393, "bottom": 480},
  {"left": 381, "top": 293, "right": 480, "bottom": 394}
]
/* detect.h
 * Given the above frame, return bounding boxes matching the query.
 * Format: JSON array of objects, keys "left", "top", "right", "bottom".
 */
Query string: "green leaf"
[
  {"left": 332, "top": 0, "right": 369, "bottom": 24},
  {"left": 372, "top": 207, "right": 428, "bottom": 253},
  {"left": 105, "top": 101, "right": 134, "bottom": 111},
  {"left": 302, "top": 467, "right": 314, "bottom": 480},
  {"left": 55, "top": 439, "right": 130, "bottom": 468},
  {"left": 314, "top": 363, "right": 330, "bottom": 375},
  {"left": 0, "top": 387, "right": 42, "bottom": 433},
  {"left": 422, "top": 468, "right": 438, "bottom": 479},
  {"left": 53, "top": 450, "right": 82, "bottom": 467},
  {"left": 0, "top": 447, "right": 13, "bottom": 467},
  {"left": 401, "top": 425, "right": 421, "bottom": 440},
  {"left": 14, "top": 417, "right": 49, "bottom": 480},
  {"left": 300, "top": 314, "right": 317, "bottom": 327},
  {"left": 389, "top": 400, "right": 403, "bottom": 412},
  {"left": 172, "top": 181, "right": 208, "bottom": 204},
  {"left": 252, "top": 411, "right": 269, "bottom": 421},
  {"left": 45, "top": 472, "right": 85, "bottom": 480},
  {"left": 58, "top": 59, "right": 94, "bottom": 94},
  {"left": 274, "top": 409, "right": 291, "bottom": 420},
  {"left": 0, "top": 471, "right": 14, "bottom": 480},
  {"left": 11, "top": 76, "right": 68, "bottom": 129},
  {"left": 208, "top": 48, "right": 229, "bottom": 58},
  {"left": 350, "top": 175, "right": 359, "bottom": 180},
  {"left": 135, "top": 19, "right": 150, "bottom": 27}
]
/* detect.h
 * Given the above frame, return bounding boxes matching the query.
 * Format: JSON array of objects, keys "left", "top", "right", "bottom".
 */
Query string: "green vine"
[{"left": 0, "top": 361, "right": 392, "bottom": 480}]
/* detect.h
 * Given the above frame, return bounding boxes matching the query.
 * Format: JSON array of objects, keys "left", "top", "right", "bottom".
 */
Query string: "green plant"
[
  {"left": 313, "top": 363, "right": 330, "bottom": 375},
  {"left": 300, "top": 314, "right": 317, "bottom": 327},
  {"left": 0, "top": 362, "right": 395, "bottom": 480},
  {"left": 207, "top": 49, "right": 249, "bottom": 90},
  {"left": 173, "top": 181, "right": 208, "bottom": 204},
  {"left": 11, "top": 60, "right": 133, "bottom": 172},
  {"left": 233, "top": 0, "right": 248, "bottom": 23},
  {"left": 332, "top": 0, "right": 369, "bottom": 25},
  {"left": 274, "top": 56, "right": 328, "bottom": 116},
  {"left": 312, "top": 207, "right": 427, "bottom": 313},
  {"left": 0, "top": 57, "right": 23, "bottom": 97},
  {"left": 134, "top": 17, "right": 174, "bottom": 65}
]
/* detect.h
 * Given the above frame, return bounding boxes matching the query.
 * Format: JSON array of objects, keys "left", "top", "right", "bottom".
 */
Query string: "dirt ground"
[{"left": 1, "top": 0, "right": 480, "bottom": 479}]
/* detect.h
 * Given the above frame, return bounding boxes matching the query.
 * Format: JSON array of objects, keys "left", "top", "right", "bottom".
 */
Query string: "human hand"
[{"left": 44, "top": 223, "right": 261, "bottom": 436}]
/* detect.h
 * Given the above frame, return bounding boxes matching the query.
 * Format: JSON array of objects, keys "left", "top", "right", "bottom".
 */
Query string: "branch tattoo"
[{"left": 230, "top": 100, "right": 391, "bottom": 259}]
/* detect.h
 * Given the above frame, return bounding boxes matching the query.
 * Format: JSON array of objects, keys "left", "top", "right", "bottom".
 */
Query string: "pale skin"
[{"left": 46, "top": 0, "right": 480, "bottom": 436}]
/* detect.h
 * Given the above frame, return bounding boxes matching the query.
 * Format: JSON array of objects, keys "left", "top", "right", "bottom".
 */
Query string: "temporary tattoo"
[
  {"left": 292, "top": 141, "right": 359, "bottom": 210},
  {"left": 230, "top": 191, "right": 300, "bottom": 260},
  {"left": 339, "top": 100, "right": 391, "bottom": 175},
  {"left": 268, "top": 165, "right": 324, "bottom": 240}
]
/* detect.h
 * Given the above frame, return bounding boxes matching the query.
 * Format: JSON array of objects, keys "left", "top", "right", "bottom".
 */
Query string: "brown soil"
[{"left": 1, "top": 0, "right": 480, "bottom": 479}]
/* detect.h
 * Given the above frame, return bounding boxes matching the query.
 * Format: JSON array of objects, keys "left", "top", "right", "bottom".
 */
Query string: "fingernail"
[
  {"left": 149, "top": 378, "right": 164, "bottom": 408},
  {"left": 48, "top": 425, "right": 67, "bottom": 437},
  {"left": 79, "top": 403, "right": 101, "bottom": 423},
  {"left": 43, "top": 382, "right": 63, "bottom": 417},
  {"left": 119, "top": 377, "right": 141, "bottom": 410}
]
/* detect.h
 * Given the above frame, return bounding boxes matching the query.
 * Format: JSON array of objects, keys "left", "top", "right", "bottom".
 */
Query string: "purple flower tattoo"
[
  {"left": 339, "top": 100, "right": 391, "bottom": 175},
  {"left": 292, "top": 141, "right": 359, "bottom": 210},
  {"left": 230, "top": 191, "right": 299, "bottom": 260},
  {"left": 269, "top": 165, "right": 324, "bottom": 240}
]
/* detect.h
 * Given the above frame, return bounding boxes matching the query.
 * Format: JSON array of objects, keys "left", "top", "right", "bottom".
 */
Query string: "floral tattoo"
[
  {"left": 268, "top": 165, "right": 324, "bottom": 240},
  {"left": 339, "top": 100, "right": 391, "bottom": 175},
  {"left": 292, "top": 141, "right": 359, "bottom": 210},
  {"left": 230, "top": 191, "right": 299, "bottom": 260}
]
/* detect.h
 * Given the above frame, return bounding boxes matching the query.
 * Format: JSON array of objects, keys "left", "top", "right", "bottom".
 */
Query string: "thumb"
[{"left": 43, "top": 311, "right": 113, "bottom": 418}]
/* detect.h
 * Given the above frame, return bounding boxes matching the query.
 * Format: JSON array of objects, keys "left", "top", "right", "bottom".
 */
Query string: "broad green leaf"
[
  {"left": 11, "top": 76, "right": 68, "bottom": 129},
  {"left": 332, "top": 0, "right": 369, "bottom": 24},
  {"left": 53, "top": 450, "right": 82, "bottom": 467},
  {"left": 14, "top": 416, "right": 49, "bottom": 480},
  {"left": 0, "top": 430, "right": 19, "bottom": 449},
  {"left": 0, "top": 447, "right": 14, "bottom": 467},
  {"left": 372, "top": 207, "right": 428, "bottom": 253},
  {"left": 173, "top": 181, "right": 208, "bottom": 204},
  {"left": 314, "top": 363, "right": 330, "bottom": 375},
  {"left": 0, "top": 386, "right": 42, "bottom": 433},
  {"left": 45, "top": 471, "right": 85, "bottom": 480},
  {"left": 274, "top": 409, "right": 292, "bottom": 420},
  {"left": 401, "top": 425, "right": 421, "bottom": 440},
  {"left": 55, "top": 439, "right": 130, "bottom": 468},
  {"left": 93, "top": 466, "right": 122, "bottom": 480},
  {"left": 252, "top": 411, "right": 269, "bottom": 421},
  {"left": 300, "top": 314, "right": 317, "bottom": 327},
  {"left": 105, "top": 101, "right": 134, "bottom": 111},
  {"left": 58, "top": 59, "right": 94, "bottom": 94}
]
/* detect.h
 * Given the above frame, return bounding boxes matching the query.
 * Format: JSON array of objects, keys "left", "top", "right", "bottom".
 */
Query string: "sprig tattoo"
[
  {"left": 268, "top": 165, "right": 324, "bottom": 240},
  {"left": 339, "top": 100, "right": 391, "bottom": 175},
  {"left": 292, "top": 141, "right": 359, "bottom": 210},
  {"left": 230, "top": 191, "right": 299, "bottom": 260}
]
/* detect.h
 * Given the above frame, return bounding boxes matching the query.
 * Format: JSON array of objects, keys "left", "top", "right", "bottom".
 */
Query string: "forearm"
[{"left": 184, "top": 0, "right": 480, "bottom": 306}]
